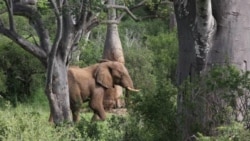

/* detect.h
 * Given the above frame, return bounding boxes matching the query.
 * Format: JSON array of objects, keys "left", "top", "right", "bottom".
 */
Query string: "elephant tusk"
[{"left": 126, "top": 87, "right": 140, "bottom": 92}]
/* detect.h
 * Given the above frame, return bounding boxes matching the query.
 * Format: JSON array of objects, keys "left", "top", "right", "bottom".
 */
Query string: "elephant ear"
[{"left": 95, "top": 65, "right": 113, "bottom": 89}]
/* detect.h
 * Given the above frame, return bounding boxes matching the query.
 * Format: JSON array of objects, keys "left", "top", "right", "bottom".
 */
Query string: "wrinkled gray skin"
[{"left": 49, "top": 61, "right": 139, "bottom": 122}]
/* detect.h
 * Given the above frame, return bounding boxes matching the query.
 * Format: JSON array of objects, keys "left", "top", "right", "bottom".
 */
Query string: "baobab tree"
[
  {"left": 174, "top": 0, "right": 250, "bottom": 139},
  {"left": 102, "top": 0, "right": 172, "bottom": 108}
]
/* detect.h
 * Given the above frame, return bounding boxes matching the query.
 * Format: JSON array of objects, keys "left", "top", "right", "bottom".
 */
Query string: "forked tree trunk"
[{"left": 174, "top": 0, "right": 250, "bottom": 139}]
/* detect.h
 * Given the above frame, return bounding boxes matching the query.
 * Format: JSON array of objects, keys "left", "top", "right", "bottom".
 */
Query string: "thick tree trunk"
[
  {"left": 46, "top": 57, "right": 72, "bottom": 124},
  {"left": 103, "top": 24, "right": 125, "bottom": 63},
  {"left": 174, "top": 1, "right": 197, "bottom": 140},
  {"left": 210, "top": 0, "right": 250, "bottom": 122},
  {"left": 174, "top": 0, "right": 250, "bottom": 140}
]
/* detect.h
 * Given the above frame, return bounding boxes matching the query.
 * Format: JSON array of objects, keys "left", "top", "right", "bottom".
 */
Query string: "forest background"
[{"left": 0, "top": 0, "right": 250, "bottom": 141}]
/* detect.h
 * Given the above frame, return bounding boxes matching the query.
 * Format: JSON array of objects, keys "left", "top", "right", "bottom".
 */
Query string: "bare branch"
[
  {"left": 0, "top": 27, "right": 47, "bottom": 63},
  {"left": 117, "top": 0, "right": 146, "bottom": 21},
  {"left": 59, "top": 0, "right": 76, "bottom": 62},
  {"left": 46, "top": 0, "right": 63, "bottom": 89},
  {"left": 85, "top": 16, "right": 99, "bottom": 32},
  {"left": 75, "top": 0, "right": 90, "bottom": 31},
  {"left": 0, "top": 2, "right": 47, "bottom": 63},
  {"left": 106, "top": 4, "right": 139, "bottom": 22},
  {"left": 25, "top": 33, "right": 39, "bottom": 46},
  {"left": 4, "top": 0, "right": 16, "bottom": 31},
  {"left": 13, "top": 4, "right": 51, "bottom": 54},
  {"left": 49, "top": 0, "right": 63, "bottom": 55},
  {"left": 117, "top": 0, "right": 171, "bottom": 21}
]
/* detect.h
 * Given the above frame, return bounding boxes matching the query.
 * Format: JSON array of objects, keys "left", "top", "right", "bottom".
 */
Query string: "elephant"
[
  {"left": 49, "top": 60, "right": 139, "bottom": 122},
  {"left": 103, "top": 87, "right": 125, "bottom": 111}
]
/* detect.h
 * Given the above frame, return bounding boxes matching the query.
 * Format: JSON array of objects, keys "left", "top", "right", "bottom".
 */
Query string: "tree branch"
[
  {"left": 0, "top": 27, "right": 47, "bottom": 63},
  {"left": 106, "top": 4, "right": 139, "bottom": 22},
  {"left": 13, "top": 3, "right": 51, "bottom": 54},
  {"left": 4, "top": 0, "right": 16, "bottom": 31},
  {"left": 117, "top": 0, "right": 171, "bottom": 22},
  {"left": 46, "top": 0, "right": 63, "bottom": 91},
  {"left": 75, "top": 3, "right": 95, "bottom": 28}
]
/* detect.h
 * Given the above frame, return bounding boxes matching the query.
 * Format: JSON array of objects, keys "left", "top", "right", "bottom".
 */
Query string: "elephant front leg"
[
  {"left": 90, "top": 88, "right": 106, "bottom": 121},
  {"left": 71, "top": 101, "right": 82, "bottom": 122}
]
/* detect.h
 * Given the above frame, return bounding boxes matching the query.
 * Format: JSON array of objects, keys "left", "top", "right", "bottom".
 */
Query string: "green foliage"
[
  {"left": 0, "top": 70, "right": 6, "bottom": 94},
  {"left": 120, "top": 20, "right": 178, "bottom": 140},
  {"left": 0, "top": 104, "right": 80, "bottom": 141},
  {"left": 78, "top": 41, "right": 103, "bottom": 67},
  {"left": 0, "top": 36, "right": 44, "bottom": 105},
  {"left": 75, "top": 115, "right": 127, "bottom": 141},
  {"left": 179, "top": 64, "right": 250, "bottom": 137},
  {"left": 1, "top": 3, "right": 179, "bottom": 140},
  {"left": 124, "top": 46, "right": 156, "bottom": 92},
  {"left": 198, "top": 122, "right": 250, "bottom": 141},
  {"left": 0, "top": 101, "right": 131, "bottom": 141}
]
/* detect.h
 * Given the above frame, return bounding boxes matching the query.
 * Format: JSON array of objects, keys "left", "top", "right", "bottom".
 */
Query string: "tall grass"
[{"left": 0, "top": 88, "right": 127, "bottom": 141}]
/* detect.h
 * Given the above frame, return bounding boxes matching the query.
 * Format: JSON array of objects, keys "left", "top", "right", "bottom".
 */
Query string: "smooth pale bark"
[
  {"left": 70, "top": 31, "right": 90, "bottom": 64},
  {"left": 46, "top": 57, "right": 72, "bottom": 123},
  {"left": 103, "top": 24, "right": 125, "bottom": 63},
  {"left": 174, "top": 0, "right": 250, "bottom": 139},
  {"left": 210, "top": 0, "right": 250, "bottom": 122},
  {"left": 103, "top": 0, "right": 125, "bottom": 108}
]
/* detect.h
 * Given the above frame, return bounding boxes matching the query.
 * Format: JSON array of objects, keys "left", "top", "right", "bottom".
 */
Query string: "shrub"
[
  {"left": 0, "top": 36, "right": 44, "bottom": 105},
  {"left": 198, "top": 122, "right": 250, "bottom": 141},
  {"left": 179, "top": 65, "right": 250, "bottom": 137},
  {"left": 123, "top": 30, "right": 178, "bottom": 140}
]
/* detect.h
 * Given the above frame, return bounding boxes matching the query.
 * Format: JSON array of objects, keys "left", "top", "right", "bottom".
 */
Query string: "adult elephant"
[{"left": 49, "top": 60, "right": 139, "bottom": 122}]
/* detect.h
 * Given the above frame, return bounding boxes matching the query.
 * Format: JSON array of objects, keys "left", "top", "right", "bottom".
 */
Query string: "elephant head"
[{"left": 95, "top": 61, "right": 139, "bottom": 92}]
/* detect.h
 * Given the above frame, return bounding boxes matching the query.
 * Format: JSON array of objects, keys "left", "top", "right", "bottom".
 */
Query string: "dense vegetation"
[
  {"left": 1, "top": 2, "right": 250, "bottom": 141},
  {"left": 0, "top": 17, "right": 181, "bottom": 140}
]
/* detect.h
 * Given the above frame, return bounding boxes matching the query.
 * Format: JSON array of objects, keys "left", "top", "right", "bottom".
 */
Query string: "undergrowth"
[{"left": 0, "top": 89, "right": 128, "bottom": 141}]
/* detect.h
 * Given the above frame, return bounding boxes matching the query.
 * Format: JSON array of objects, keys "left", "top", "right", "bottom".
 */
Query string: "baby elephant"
[
  {"left": 49, "top": 61, "right": 139, "bottom": 122},
  {"left": 103, "top": 87, "right": 126, "bottom": 111}
]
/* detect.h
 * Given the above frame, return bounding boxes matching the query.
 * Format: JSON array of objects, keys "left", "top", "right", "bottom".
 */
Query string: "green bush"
[
  {"left": 178, "top": 65, "right": 250, "bottom": 138},
  {"left": 122, "top": 30, "right": 178, "bottom": 140},
  {"left": 0, "top": 102, "right": 130, "bottom": 141},
  {"left": 0, "top": 104, "right": 81, "bottom": 141},
  {"left": 78, "top": 42, "right": 103, "bottom": 67},
  {"left": 0, "top": 36, "right": 44, "bottom": 105},
  {"left": 198, "top": 122, "right": 250, "bottom": 141}
]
